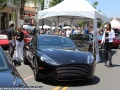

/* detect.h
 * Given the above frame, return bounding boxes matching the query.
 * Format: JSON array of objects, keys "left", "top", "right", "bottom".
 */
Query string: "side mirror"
[{"left": 13, "top": 57, "right": 21, "bottom": 67}]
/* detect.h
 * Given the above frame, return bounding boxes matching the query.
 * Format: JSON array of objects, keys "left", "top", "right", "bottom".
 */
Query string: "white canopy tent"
[
  {"left": 39, "top": 25, "right": 51, "bottom": 29},
  {"left": 23, "top": 25, "right": 35, "bottom": 30},
  {"left": 110, "top": 18, "right": 120, "bottom": 29},
  {"left": 38, "top": 0, "right": 109, "bottom": 23},
  {"left": 37, "top": 0, "right": 110, "bottom": 63},
  {"left": 63, "top": 26, "right": 71, "bottom": 29}
]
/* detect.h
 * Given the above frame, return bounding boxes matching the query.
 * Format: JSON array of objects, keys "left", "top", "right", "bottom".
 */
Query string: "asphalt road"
[{"left": 13, "top": 49, "right": 120, "bottom": 90}]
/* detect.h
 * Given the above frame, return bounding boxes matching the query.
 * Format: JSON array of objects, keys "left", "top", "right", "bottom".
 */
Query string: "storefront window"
[{"left": 1, "top": 12, "right": 7, "bottom": 30}]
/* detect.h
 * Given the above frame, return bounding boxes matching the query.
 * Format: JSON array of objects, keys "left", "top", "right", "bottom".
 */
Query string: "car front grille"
[{"left": 56, "top": 65, "right": 90, "bottom": 79}]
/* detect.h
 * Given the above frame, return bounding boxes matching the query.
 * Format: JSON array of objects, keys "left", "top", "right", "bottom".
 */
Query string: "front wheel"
[{"left": 33, "top": 58, "right": 39, "bottom": 81}]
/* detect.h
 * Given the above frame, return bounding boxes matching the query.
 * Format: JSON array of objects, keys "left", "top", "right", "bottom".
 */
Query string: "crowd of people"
[
  {"left": 41, "top": 26, "right": 102, "bottom": 37},
  {"left": 3, "top": 21, "right": 115, "bottom": 68}
]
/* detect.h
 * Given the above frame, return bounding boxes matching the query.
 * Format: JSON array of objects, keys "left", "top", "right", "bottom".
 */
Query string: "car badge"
[{"left": 71, "top": 60, "right": 75, "bottom": 62}]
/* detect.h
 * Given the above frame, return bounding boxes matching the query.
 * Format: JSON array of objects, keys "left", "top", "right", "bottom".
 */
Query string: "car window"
[
  {"left": 0, "top": 35, "right": 8, "bottom": 39},
  {"left": 38, "top": 36, "right": 76, "bottom": 48},
  {"left": 89, "top": 35, "right": 93, "bottom": 41},
  {"left": 0, "top": 50, "right": 8, "bottom": 70},
  {"left": 70, "top": 34, "right": 89, "bottom": 40}
]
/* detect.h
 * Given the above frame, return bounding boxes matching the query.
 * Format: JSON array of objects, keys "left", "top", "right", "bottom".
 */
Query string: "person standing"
[
  {"left": 73, "top": 27, "right": 81, "bottom": 34},
  {"left": 66, "top": 29, "right": 71, "bottom": 37},
  {"left": 84, "top": 27, "right": 89, "bottom": 34},
  {"left": 6, "top": 21, "right": 16, "bottom": 60},
  {"left": 15, "top": 26, "right": 24, "bottom": 61},
  {"left": 101, "top": 22, "right": 115, "bottom": 67}
]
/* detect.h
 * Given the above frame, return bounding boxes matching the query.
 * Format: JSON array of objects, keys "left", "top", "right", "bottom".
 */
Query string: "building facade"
[{"left": 0, "top": 1, "right": 18, "bottom": 30}]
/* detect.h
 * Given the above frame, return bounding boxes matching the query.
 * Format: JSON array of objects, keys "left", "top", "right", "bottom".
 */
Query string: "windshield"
[
  {"left": 0, "top": 35, "right": 8, "bottom": 39},
  {"left": 38, "top": 36, "right": 76, "bottom": 49},
  {"left": 0, "top": 51, "right": 8, "bottom": 70},
  {"left": 70, "top": 34, "right": 89, "bottom": 40}
]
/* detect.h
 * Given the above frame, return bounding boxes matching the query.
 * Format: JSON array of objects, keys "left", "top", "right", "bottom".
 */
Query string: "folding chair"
[{"left": 116, "top": 44, "right": 120, "bottom": 55}]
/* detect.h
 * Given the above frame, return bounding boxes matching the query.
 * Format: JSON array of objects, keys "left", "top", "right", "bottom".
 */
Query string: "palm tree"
[{"left": 0, "top": 0, "right": 42, "bottom": 20}]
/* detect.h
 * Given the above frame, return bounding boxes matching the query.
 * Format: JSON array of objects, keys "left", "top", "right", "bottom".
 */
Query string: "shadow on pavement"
[
  {"left": 99, "top": 49, "right": 116, "bottom": 63},
  {"left": 112, "top": 64, "right": 120, "bottom": 67},
  {"left": 38, "top": 76, "right": 100, "bottom": 87}
]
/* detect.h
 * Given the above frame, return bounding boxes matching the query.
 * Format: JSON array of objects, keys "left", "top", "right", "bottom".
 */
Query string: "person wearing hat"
[{"left": 6, "top": 21, "right": 16, "bottom": 59}]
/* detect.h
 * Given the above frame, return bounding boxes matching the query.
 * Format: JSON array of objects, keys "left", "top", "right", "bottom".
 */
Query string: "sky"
[{"left": 87, "top": 0, "right": 119, "bottom": 18}]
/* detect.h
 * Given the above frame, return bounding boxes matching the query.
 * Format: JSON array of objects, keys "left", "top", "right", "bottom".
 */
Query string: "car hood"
[
  {"left": 41, "top": 48, "right": 87, "bottom": 64},
  {"left": 0, "top": 70, "right": 25, "bottom": 86}
]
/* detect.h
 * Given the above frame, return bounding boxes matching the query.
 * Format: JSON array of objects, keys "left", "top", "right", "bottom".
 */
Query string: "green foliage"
[
  {"left": 50, "top": 0, "right": 63, "bottom": 7},
  {"left": 0, "top": 0, "right": 7, "bottom": 10},
  {"left": 78, "top": 22, "right": 86, "bottom": 27},
  {"left": 97, "top": 22, "right": 102, "bottom": 28},
  {"left": 92, "top": 1, "right": 98, "bottom": 9}
]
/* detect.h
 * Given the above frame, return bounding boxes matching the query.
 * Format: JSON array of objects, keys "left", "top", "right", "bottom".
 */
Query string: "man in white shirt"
[
  {"left": 66, "top": 29, "right": 71, "bottom": 37},
  {"left": 73, "top": 27, "right": 81, "bottom": 34}
]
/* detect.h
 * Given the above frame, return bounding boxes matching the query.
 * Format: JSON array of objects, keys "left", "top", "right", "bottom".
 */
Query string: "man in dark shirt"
[{"left": 6, "top": 21, "right": 16, "bottom": 59}]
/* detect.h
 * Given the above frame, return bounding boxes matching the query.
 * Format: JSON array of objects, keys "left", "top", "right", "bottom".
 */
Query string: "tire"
[
  {"left": 23, "top": 49, "right": 29, "bottom": 65},
  {"left": 33, "top": 58, "right": 39, "bottom": 81}
]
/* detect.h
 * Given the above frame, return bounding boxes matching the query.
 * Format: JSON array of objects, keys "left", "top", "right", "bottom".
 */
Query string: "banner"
[{"left": 44, "top": 0, "right": 50, "bottom": 9}]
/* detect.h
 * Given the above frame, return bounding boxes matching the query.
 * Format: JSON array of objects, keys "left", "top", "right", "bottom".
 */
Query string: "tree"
[
  {"left": 78, "top": 22, "right": 86, "bottom": 27},
  {"left": 50, "top": 0, "right": 63, "bottom": 7},
  {"left": 0, "top": 0, "right": 42, "bottom": 20},
  {"left": 92, "top": 1, "right": 98, "bottom": 9},
  {"left": 0, "top": 0, "right": 7, "bottom": 10}
]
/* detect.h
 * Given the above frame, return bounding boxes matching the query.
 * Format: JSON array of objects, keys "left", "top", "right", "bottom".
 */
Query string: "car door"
[{"left": 28, "top": 36, "right": 37, "bottom": 64}]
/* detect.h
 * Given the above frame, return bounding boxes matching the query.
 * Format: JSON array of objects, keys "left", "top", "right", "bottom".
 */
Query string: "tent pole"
[
  {"left": 71, "top": 16, "right": 74, "bottom": 28},
  {"left": 93, "top": 13, "right": 100, "bottom": 63},
  {"left": 58, "top": 16, "right": 60, "bottom": 29}
]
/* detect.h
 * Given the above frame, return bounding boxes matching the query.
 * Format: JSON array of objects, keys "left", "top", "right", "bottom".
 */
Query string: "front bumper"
[{"left": 38, "top": 63, "right": 96, "bottom": 81}]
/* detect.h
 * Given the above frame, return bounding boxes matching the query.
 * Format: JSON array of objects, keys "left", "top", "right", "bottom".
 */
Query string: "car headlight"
[
  {"left": 87, "top": 54, "right": 94, "bottom": 64},
  {"left": 41, "top": 55, "right": 58, "bottom": 65}
]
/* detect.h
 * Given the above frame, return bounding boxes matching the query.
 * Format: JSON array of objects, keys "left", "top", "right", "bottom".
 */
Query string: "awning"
[{"left": 24, "top": 6, "right": 37, "bottom": 14}]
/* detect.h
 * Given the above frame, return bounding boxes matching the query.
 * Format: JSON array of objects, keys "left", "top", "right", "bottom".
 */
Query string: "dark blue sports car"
[{"left": 0, "top": 46, "right": 26, "bottom": 87}]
